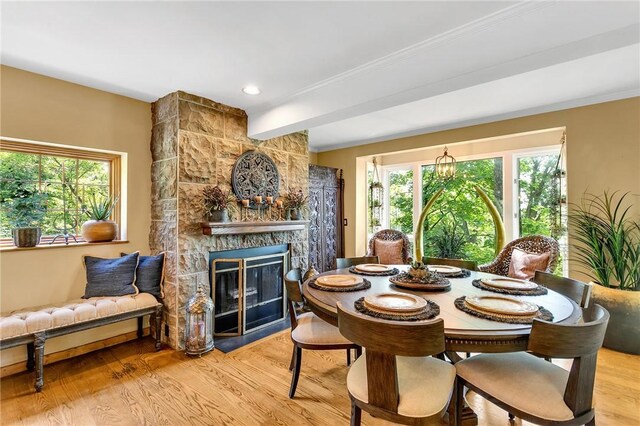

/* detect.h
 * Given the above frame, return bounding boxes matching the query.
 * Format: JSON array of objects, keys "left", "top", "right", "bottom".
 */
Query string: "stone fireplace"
[{"left": 149, "top": 91, "right": 309, "bottom": 349}]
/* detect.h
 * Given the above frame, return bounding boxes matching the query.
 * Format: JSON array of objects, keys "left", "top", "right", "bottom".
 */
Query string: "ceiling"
[{"left": 2, "top": 1, "right": 639, "bottom": 152}]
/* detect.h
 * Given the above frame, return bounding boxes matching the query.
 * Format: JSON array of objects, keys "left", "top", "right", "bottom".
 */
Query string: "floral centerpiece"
[
  {"left": 283, "top": 189, "right": 308, "bottom": 220},
  {"left": 203, "top": 185, "right": 232, "bottom": 223}
]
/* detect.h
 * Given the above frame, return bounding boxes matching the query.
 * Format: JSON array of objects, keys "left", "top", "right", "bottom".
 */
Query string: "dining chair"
[
  {"left": 284, "top": 269, "right": 361, "bottom": 399},
  {"left": 366, "top": 229, "right": 412, "bottom": 264},
  {"left": 336, "top": 256, "right": 380, "bottom": 269},
  {"left": 478, "top": 235, "right": 559, "bottom": 278},
  {"left": 422, "top": 256, "right": 477, "bottom": 271},
  {"left": 337, "top": 303, "right": 456, "bottom": 426},
  {"left": 533, "top": 271, "right": 592, "bottom": 308},
  {"left": 454, "top": 304, "right": 609, "bottom": 426}
]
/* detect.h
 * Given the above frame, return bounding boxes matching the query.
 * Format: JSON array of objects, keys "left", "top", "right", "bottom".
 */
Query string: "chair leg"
[
  {"left": 455, "top": 378, "right": 464, "bottom": 426},
  {"left": 153, "top": 307, "right": 162, "bottom": 351},
  {"left": 289, "top": 346, "right": 302, "bottom": 398},
  {"left": 350, "top": 399, "right": 361, "bottom": 426},
  {"left": 34, "top": 332, "right": 45, "bottom": 392},
  {"left": 346, "top": 348, "right": 351, "bottom": 366},
  {"left": 26, "top": 342, "right": 35, "bottom": 371},
  {"left": 288, "top": 345, "right": 296, "bottom": 371},
  {"left": 137, "top": 316, "right": 144, "bottom": 338}
]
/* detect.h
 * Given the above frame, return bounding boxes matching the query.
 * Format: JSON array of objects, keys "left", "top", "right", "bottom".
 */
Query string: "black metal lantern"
[
  {"left": 185, "top": 286, "right": 214, "bottom": 356},
  {"left": 435, "top": 147, "right": 456, "bottom": 180},
  {"left": 369, "top": 157, "right": 383, "bottom": 231}
]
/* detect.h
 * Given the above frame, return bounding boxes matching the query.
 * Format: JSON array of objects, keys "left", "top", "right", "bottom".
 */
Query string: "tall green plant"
[
  {"left": 569, "top": 191, "right": 640, "bottom": 291},
  {"left": 84, "top": 194, "right": 119, "bottom": 221}
]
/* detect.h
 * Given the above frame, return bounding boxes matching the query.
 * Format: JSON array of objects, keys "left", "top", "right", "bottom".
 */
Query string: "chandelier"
[
  {"left": 435, "top": 147, "right": 456, "bottom": 180},
  {"left": 369, "top": 157, "right": 383, "bottom": 231}
]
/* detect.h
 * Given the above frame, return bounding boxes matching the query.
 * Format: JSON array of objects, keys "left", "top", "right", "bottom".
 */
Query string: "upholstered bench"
[{"left": 0, "top": 293, "right": 162, "bottom": 392}]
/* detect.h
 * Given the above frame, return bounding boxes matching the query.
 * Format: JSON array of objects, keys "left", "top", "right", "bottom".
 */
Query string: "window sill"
[{"left": 0, "top": 240, "right": 130, "bottom": 253}]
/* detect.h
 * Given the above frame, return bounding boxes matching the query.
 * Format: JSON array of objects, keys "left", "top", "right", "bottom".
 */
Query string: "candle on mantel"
[
  {"left": 276, "top": 200, "right": 283, "bottom": 208},
  {"left": 241, "top": 199, "right": 250, "bottom": 207},
  {"left": 255, "top": 195, "right": 262, "bottom": 204},
  {"left": 266, "top": 196, "right": 273, "bottom": 204}
]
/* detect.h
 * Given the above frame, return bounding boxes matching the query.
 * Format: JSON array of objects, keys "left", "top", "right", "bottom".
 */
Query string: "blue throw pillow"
[
  {"left": 122, "top": 252, "right": 165, "bottom": 299},
  {"left": 83, "top": 252, "right": 140, "bottom": 298}
]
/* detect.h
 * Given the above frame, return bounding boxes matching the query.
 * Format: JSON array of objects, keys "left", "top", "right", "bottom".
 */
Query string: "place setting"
[
  {"left": 472, "top": 276, "right": 548, "bottom": 296},
  {"left": 389, "top": 261, "right": 451, "bottom": 291},
  {"left": 354, "top": 292, "right": 440, "bottom": 321},
  {"left": 308, "top": 274, "right": 372, "bottom": 292},
  {"left": 454, "top": 294, "right": 553, "bottom": 324},
  {"left": 427, "top": 264, "right": 471, "bottom": 278},
  {"left": 348, "top": 263, "right": 400, "bottom": 276}
]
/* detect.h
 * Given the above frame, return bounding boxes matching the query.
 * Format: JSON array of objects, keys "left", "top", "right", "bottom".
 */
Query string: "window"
[
  {"left": 0, "top": 140, "right": 121, "bottom": 245},
  {"left": 386, "top": 168, "right": 413, "bottom": 235}
]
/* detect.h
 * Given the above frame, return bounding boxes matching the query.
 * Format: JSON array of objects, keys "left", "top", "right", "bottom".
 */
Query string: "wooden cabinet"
[{"left": 308, "top": 165, "right": 344, "bottom": 272}]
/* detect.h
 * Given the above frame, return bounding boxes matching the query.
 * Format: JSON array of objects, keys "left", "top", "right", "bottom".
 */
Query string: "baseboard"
[{"left": 0, "top": 327, "right": 151, "bottom": 378}]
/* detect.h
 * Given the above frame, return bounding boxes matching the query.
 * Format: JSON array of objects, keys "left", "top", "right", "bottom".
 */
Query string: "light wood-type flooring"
[{"left": 1, "top": 330, "right": 638, "bottom": 425}]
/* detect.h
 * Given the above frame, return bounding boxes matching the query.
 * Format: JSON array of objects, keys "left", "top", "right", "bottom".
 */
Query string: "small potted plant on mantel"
[
  {"left": 81, "top": 194, "right": 120, "bottom": 242},
  {"left": 203, "top": 185, "right": 231, "bottom": 223},
  {"left": 570, "top": 191, "right": 640, "bottom": 354},
  {"left": 283, "top": 189, "right": 308, "bottom": 220},
  {"left": 4, "top": 186, "right": 48, "bottom": 247}
]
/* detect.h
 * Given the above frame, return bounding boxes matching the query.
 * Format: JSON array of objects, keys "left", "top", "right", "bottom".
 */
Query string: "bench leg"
[
  {"left": 137, "top": 316, "right": 144, "bottom": 339},
  {"left": 153, "top": 306, "right": 162, "bottom": 351},
  {"left": 26, "top": 342, "right": 35, "bottom": 371},
  {"left": 34, "top": 332, "right": 45, "bottom": 392}
]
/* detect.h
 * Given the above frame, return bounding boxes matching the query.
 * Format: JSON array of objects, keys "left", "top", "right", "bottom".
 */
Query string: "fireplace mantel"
[{"left": 201, "top": 221, "right": 309, "bottom": 236}]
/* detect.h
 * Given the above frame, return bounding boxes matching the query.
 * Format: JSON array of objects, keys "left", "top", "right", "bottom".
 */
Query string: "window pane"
[
  {"left": 388, "top": 169, "right": 413, "bottom": 234},
  {"left": 421, "top": 158, "right": 503, "bottom": 264}
]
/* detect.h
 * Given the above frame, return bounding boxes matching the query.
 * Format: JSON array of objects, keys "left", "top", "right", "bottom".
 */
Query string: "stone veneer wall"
[{"left": 150, "top": 91, "right": 309, "bottom": 348}]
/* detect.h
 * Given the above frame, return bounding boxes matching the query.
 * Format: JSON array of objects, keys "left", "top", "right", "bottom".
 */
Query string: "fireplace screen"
[{"left": 210, "top": 246, "right": 288, "bottom": 336}]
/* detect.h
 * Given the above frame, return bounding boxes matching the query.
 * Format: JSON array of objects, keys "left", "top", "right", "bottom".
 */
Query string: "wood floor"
[{"left": 1, "top": 330, "right": 638, "bottom": 425}]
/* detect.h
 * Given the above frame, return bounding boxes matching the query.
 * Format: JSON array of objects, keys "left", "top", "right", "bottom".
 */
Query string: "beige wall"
[
  {"left": 0, "top": 66, "right": 152, "bottom": 366},
  {"left": 309, "top": 151, "right": 319, "bottom": 165},
  {"left": 317, "top": 97, "right": 640, "bottom": 281}
]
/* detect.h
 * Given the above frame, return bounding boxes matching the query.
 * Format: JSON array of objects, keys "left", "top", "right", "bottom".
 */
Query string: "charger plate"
[
  {"left": 428, "top": 265, "right": 462, "bottom": 275},
  {"left": 481, "top": 277, "right": 538, "bottom": 291},
  {"left": 355, "top": 264, "right": 394, "bottom": 273},
  {"left": 316, "top": 274, "right": 363, "bottom": 288},
  {"left": 465, "top": 295, "right": 539, "bottom": 316},
  {"left": 364, "top": 292, "right": 427, "bottom": 313}
]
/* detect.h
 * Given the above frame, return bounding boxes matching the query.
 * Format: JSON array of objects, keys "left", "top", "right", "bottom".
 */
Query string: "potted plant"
[
  {"left": 569, "top": 191, "right": 640, "bottom": 354},
  {"left": 203, "top": 185, "right": 231, "bottom": 223},
  {"left": 4, "top": 186, "right": 48, "bottom": 247},
  {"left": 81, "top": 193, "right": 120, "bottom": 242},
  {"left": 283, "top": 189, "right": 307, "bottom": 220}
]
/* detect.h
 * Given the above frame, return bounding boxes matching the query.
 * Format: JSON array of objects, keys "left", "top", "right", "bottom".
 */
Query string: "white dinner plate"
[
  {"left": 364, "top": 292, "right": 427, "bottom": 313},
  {"left": 316, "top": 274, "right": 363, "bottom": 288},
  {"left": 428, "top": 265, "right": 462, "bottom": 275},
  {"left": 481, "top": 277, "right": 538, "bottom": 291},
  {"left": 355, "top": 264, "right": 393, "bottom": 273},
  {"left": 465, "top": 295, "right": 539, "bottom": 316}
]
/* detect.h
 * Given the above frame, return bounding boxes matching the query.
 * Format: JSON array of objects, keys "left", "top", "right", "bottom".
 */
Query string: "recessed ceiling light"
[{"left": 242, "top": 85, "right": 261, "bottom": 95}]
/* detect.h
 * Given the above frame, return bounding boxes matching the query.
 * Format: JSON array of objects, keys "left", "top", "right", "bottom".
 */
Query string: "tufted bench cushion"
[{"left": 0, "top": 293, "right": 159, "bottom": 340}]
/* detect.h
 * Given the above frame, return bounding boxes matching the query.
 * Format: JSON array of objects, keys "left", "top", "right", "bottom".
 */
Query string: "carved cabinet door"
[{"left": 308, "top": 165, "right": 344, "bottom": 272}]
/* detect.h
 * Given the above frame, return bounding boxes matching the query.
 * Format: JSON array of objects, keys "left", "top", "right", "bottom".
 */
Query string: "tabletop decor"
[
  {"left": 428, "top": 265, "right": 472, "bottom": 278},
  {"left": 354, "top": 295, "right": 439, "bottom": 321},
  {"left": 472, "top": 278, "right": 548, "bottom": 296},
  {"left": 203, "top": 185, "right": 231, "bottom": 223},
  {"left": 282, "top": 188, "right": 307, "bottom": 220},
  {"left": 231, "top": 150, "right": 279, "bottom": 209},
  {"left": 389, "top": 261, "right": 450, "bottom": 290},
  {"left": 81, "top": 193, "right": 120, "bottom": 243},
  {"left": 185, "top": 286, "right": 215, "bottom": 356},
  {"left": 454, "top": 296, "right": 553, "bottom": 324},
  {"left": 308, "top": 276, "right": 372, "bottom": 292},
  {"left": 348, "top": 264, "right": 400, "bottom": 276}
]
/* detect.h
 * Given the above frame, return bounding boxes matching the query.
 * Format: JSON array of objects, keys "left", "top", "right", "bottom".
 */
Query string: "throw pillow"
[
  {"left": 508, "top": 248, "right": 551, "bottom": 280},
  {"left": 83, "top": 252, "right": 140, "bottom": 298},
  {"left": 374, "top": 238, "right": 404, "bottom": 265},
  {"left": 121, "top": 252, "right": 165, "bottom": 299}
]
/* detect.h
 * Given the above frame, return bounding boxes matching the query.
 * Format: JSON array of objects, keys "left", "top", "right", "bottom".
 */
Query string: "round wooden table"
[{"left": 303, "top": 266, "right": 580, "bottom": 356}]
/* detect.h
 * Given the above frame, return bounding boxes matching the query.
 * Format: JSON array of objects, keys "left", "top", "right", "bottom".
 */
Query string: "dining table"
[{"left": 301, "top": 265, "right": 582, "bottom": 425}]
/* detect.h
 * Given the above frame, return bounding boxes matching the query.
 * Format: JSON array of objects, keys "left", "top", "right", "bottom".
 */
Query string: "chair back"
[
  {"left": 285, "top": 269, "right": 304, "bottom": 328},
  {"left": 337, "top": 302, "right": 445, "bottom": 413},
  {"left": 528, "top": 304, "right": 609, "bottom": 418},
  {"left": 422, "top": 256, "right": 477, "bottom": 271},
  {"left": 533, "top": 271, "right": 592, "bottom": 308},
  {"left": 336, "top": 256, "right": 380, "bottom": 269},
  {"left": 366, "top": 229, "right": 412, "bottom": 264},
  {"left": 478, "top": 235, "right": 559, "bottom": 276}
]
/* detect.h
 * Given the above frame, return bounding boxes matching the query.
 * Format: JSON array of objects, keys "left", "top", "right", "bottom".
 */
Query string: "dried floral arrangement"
[
  {"left": 283, "top": 189, "right": 308, "bottom": 210},
  {"left": 203, "top": 185, "right": 231, "bottom": 214}
]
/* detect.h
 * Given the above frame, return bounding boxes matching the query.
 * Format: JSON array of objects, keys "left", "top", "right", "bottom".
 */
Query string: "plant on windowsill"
[
  {"left": 203, "top": 185, "right": 232, "bottom": 223},
  {"left": 3, "top": 186, "right": 48, "bottom": 247},
  {"left": 569, "top": 191, "right": 640, "bottom": 354},
  {"left": 283, "top": 189, "right": 308, "bottom": 220},
  {"left": 81, "top": 194, "right": 120, "bottom": 242}
]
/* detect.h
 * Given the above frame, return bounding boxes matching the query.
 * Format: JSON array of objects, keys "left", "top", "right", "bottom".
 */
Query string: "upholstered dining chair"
[
  {"left": 454, "top": 304, "right": 609, "bottom": 426},
  {"left": 533, "top": 271, "right": 592, "bottom": 308},
  {"left": 337, "top": 303, "right": 456, "bottom": 426},
  {"left": 366, "top": 229, "right": 412, "bottom": 265},
  {"left": 284, "top": 269, "right": 361, "bottom": 399},
  {"left": 336, "top": 256, "right": 380, "bottom": 269},
  {"left": 478, "top": 235, "right": 559, "bottom": 278},
  {"left": 422, "top": 256, "right": 478, "bottom": 271}
]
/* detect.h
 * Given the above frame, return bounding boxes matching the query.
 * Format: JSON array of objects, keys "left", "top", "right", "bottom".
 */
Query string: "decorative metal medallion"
[{"left": 231, "top": 150, "right": 280, "bottom": 209}]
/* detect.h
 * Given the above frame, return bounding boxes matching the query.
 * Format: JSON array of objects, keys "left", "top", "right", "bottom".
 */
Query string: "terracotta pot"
[
  {"left": 590, "top": 283, "right": 640, "bottom": 355},
  {"left": 81, "top": 220, "right": 118, "bottom": 243},
  {"left": 207, "top": 209, "right": 229, "bottom": 223},
  {"left": 12, "top": 227, "right": 41, "bottom": 247}
]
